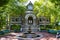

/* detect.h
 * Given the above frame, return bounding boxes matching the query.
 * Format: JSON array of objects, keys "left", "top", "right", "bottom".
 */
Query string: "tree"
[
  {"left": 49, "top": 0, "right": 60, "bottom": 29},
  {"left": 34, "top": 0, "right": 60, "bottom": 29},
  {"left": 5, "top": 0, "right": 27, "bottom": 16},
  {"left": 0, "top": 0, "right": 9, "bottom": 7},
  {"left": 0, "top": 0, "right": 27, "bottom": 30}
]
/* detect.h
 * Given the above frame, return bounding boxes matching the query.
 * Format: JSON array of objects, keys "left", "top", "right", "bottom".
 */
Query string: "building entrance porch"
[
  {"left": 25, "top": 14, "right": 36, "bottom": 26},
  {"left": 21, "top": 14, "right": 39, "bottom": 33}
]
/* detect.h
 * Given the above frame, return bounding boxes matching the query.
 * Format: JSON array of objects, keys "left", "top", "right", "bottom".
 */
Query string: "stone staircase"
[
  {"left": 31, "top": 25, "right": 39, "bottom": 33},
  {"left": 21, "top": 25, "right": 40, "bottom": 33}
]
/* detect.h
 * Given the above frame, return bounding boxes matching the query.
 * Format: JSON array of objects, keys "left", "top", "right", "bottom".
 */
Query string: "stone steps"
[{"left": 21, "top": 25, "right": 40, "bottom": 33}]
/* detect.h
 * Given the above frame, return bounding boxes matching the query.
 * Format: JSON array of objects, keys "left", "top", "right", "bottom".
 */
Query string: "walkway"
[{"left": 0, "top": 32, "right": 60, "bottom": 40}]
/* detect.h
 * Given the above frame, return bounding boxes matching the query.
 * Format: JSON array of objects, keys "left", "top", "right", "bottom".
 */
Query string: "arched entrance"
[
  {"left": 28, "top": 16, "right": 33, "bottom": 25},
  {"left": 25, "top": 14, "right": 36, "bottom": 26},
  {"left": 23, "top": 14, "right": 39, "bottom": 32}
]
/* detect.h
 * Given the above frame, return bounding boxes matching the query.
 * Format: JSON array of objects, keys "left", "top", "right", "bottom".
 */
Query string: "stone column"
[
  {"left": 33, "top": 19, "right": 36, "bottom": 27},
  {"left": 25, "top": 19, "right": 27, "bottom": 25}
]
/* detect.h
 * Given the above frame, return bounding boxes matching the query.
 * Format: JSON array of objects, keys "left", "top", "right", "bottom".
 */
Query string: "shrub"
[
  {"left": 3, "top": 29, "right": 10, "bottom": 33},
  {"left": 47, "top": 29, "right": 57, "bottom": 34},
  {"left": 11, "top": 24, "right": 21, "bottom": 32},
  {"left": 0, "top": 31, "right": 4, "bottom": 35},
  {"left": 11, "top": 24, "right": 21, "bottom": 30}
]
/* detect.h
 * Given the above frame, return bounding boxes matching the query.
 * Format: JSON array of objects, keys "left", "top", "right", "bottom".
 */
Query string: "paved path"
[{"left": 0, "top": 32, "right": 60, "bottom": 40}]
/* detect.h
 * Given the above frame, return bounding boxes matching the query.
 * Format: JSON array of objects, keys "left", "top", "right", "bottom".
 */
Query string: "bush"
[
  {"left": 0, "top": 31, "right": 4, "bottom": 35},
  {"left": 40, "top": 25, "right": 53, "bottom": 30},
  {"left": 11, "top": 25, "right": 21, "bottom": 30},
  {"left": 40, "top": 25, "right": 45, "bottom": 30},
  {"left": 3, "top": 29, "right": 10, "bottom": 33},
  {"left": 46, "top": 25, "right": 53, "bottom": 29},
  {"left": 47, "top": 29, "right": 57, "bottom": 34},
  {"left": 11, "top": 24, "right": 21, "bottom": 32}
]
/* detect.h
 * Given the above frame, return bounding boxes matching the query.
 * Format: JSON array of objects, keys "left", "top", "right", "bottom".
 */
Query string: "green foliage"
[
  {"left": 34, "top": 0, "right": 55, "bottom": 17},
  {"left": 5, "top": 0, "right": 27, "bottom": 16},
  {"left": 11, "top": 24, "right": 21, "bottom": 30},
  {"left": 3, "top": 29, "right": 10, "bottom": 33},
  {"left": 0, "top": 0, "right": 9, "bottom": 7},
  {"left": 49, "top": 0, "right": 60, "bottom": 6},
  {"left": 0, "top": 0, "right": 27, "bottom": 30},
  {"left": 34, "top": 0, "right": 60, "bottom": 28},
  {"left": 11, "top": 24, "right": 21, "bottom": 32},
  {"left": 0, "top": 31, "right": 4, "bottom": 35},
  {"left": 0, "top": 13, "right": 6, "bottom": 30},
  {"left": 47, "top": 29, "right": 57, "bottom": 34},
  {"left": 19, "top": 0, "right": 28, "bottom": 3}
]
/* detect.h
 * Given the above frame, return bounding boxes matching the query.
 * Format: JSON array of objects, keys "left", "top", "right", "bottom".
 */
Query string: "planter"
[
  {"left": 48, "top": 29, "right": 57, "bottom": 34},
  {"left": 3, "top": 30, "right": 10, "bottom": 33},
  {"left": 0, "top": 31, "right": 4, "bottom": 35}
]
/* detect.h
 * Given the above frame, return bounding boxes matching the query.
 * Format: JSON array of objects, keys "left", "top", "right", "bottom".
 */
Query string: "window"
[
  {"left": 15, "top": 18, "right": 19, "bottom": 21},
  {"left": 40, "top": 19, "right": 42, "bottom": 21},
  {"left": 11, "top": 18, "right": 15, "bottom": 22},
  {"left": 47, "top": 19, "right": 49, "bottom": 22}
]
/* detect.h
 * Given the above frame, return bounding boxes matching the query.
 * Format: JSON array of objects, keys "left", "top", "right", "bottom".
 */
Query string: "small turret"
[{"left": 27, "top": 1, "right": 33, "bottom": 11}]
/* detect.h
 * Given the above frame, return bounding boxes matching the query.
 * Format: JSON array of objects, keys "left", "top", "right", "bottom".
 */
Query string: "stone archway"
[
  {"left": 28, "top": 16, "right": 33, "bottom": 24},
  {"left": 25, "top": 14, "right": 36, "bottom": 26}
]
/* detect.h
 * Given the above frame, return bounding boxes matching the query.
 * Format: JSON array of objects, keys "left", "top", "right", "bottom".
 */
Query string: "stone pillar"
[
  {"left": 33, "top": 19, "right": 36, "bottom": 27},
  {"left": 26, "top": 19, "right": 27, "bottom": 25},
  {"left": 9, "top": 25, "right": 11, "bottom": 31}
]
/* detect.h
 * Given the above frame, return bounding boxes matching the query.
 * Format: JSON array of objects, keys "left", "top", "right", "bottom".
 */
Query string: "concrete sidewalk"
[{"left": 0, "top": 32, "right": 59, "bottom": 40}]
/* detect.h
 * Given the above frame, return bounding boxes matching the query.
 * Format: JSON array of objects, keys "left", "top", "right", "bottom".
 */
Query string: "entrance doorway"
[
  {"left": 25, "top": 14, "right": 36, "bottom": 25},
  {"left": 28, "top": 17, "right": 33, "bottom": 25}
]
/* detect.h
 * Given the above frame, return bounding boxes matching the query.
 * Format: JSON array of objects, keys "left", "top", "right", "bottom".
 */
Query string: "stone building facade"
[{"left": 9, "top": 1, "right": 50, "bottom": 32}]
